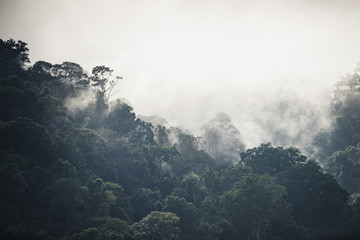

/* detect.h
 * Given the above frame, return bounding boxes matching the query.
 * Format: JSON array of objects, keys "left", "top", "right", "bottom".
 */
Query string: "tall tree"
[
  {"left": 0, "top": 39, "right": 30, "bottom": 78},
  {"left": 276, "top": 160, "right": 349, "bottom": 238},
  {"left": 91, "top": 65, "right": 121, "bottom": 102},
  {"left": 220, "top": 174, "right": 300, "bottom": 240},
  {"left": 313, "top": 64, "right": 360, "bottom": 159},
  {"left": 240, "top": 143, "right": 306, "bottom": 175}
]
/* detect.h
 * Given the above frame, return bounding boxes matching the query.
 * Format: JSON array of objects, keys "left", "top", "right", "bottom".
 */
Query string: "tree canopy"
[{"left": 1, "top": 38, "right": 360, "bottom": 240}]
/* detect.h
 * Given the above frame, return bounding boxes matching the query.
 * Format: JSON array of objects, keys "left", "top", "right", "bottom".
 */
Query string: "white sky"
[{"left": 1, "top": 0, "right": 360, "bottom": 146}]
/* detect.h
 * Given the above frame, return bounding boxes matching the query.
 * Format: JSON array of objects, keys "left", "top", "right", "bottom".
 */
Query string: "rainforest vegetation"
[{"left": 1, "top": 39, "right": 360, "bottom": 240}]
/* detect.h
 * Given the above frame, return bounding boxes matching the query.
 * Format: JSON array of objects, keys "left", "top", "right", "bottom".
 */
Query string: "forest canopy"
[{"left": 1, "top": 38, "right": 360, "bottom": 240}]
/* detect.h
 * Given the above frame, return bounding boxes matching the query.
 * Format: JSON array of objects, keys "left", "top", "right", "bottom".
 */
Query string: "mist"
[{"left": 1, "top": 0, "right": 360, "bottom": 148}]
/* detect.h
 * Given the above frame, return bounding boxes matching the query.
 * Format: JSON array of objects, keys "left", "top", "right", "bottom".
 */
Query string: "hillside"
[{"left": 1, "top": 39, "right": 360, "bottom": 240}]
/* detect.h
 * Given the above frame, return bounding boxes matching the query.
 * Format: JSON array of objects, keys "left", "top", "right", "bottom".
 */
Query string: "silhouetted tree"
[
  {"left": 0, "top": 39, "right": 29, "bottom": 78},
  {"left": 91, "top": 65, "right": 121, "bottom": 102}
]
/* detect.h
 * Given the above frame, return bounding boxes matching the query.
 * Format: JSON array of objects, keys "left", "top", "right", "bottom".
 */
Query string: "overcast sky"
[{"left": 1, "top": 0, "right": 360, "bottom": 146}]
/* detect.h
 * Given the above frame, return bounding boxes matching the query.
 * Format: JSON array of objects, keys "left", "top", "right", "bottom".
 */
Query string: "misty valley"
[{"left": 2, "top": 39, "right": 360, "bottom": 240}]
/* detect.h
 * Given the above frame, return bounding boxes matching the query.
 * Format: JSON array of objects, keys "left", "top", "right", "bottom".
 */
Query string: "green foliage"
[
  {"left": 131, "top": 211, "right": 180, "bottom": 240},
  {"left": 91, "top": 65, "right": 121, "bottom": 102},
  {"left": 349, "top": 195, "right": 360, "bottom": 236},
  {"left": 195, "top": 220, "right": 222, "bottom": 240},
  {"left": 34, "top": 61, "right": 89, "bottom": 89},
  {"left": 0, "top": 76, "right": 40, "bottom": 122},
  {"left": 59, "top": 128, "right": 117, "bottom": 181},
  {"left": 41, "top": 177, "right": 89, "bottom": 236},
  {"left": 314, "top": 65, "right": 360, "bottom": 158},
  {"left": 149, "top": 145, "right": 180, "bottom": 164},
  {"left": 0, "top": 117, "right": 53, "bottom": 167},
  {"left": 177, "top": 171, "right": 206, "bottom": 205},
  {"left": 325, "top": 144, "right": 360, "bottom": 194},
  {"left": 2, "top": 39, "right": 360, "bottom": 240},
  {"left": 204, "top": 168, "right": 223, "bottom": 194},
  {"left": 170, "top": 130, "right": 216, "bottom": 178},
  {"left": 52, "top": 158, "right": 78, "bottom": 179},
  {"left": 105, "top": 100, "right": 155, "bottom": 146},
  {"left": 163, "top": 195, "right": 197, "bottom": 238},
  {"left": 79, "top": 227, "right": 100, "bottom": 240},
  {"left": 154, "top": 124, "right": 170, "bottom": 146},
  {"left": 102, "top": 182, "right": 131, "bottom": 221},
  {"left": 240, "top": 142, "right": 306, "bottom": 175},
  {"left": 220, "top": 174, "right": 298, "bottom": 240},
  {"left": 276, "top": 160, "right": 349, "bottom": 238},
  {"left": 100, "top": 217, "right": 135, "bottom": 240},
  {"left": 0, "top": 39, "right": 29, "bottom": 78},
  {"left": 130, "top": 188, "right": 161, "bottom": 221},
  {"left": 220, "top": 163, "right": 252, "bottom": 191}
]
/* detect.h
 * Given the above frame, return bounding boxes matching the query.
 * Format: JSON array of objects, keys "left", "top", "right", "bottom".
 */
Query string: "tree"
[
  {"left": 59, "top": 128, "right": 117, "bottom": 182},
  {"left": 0, "top": 75, "right": 40, "bottom": 122},
  {"left": 154, "top": 124, "right": 170, "bottom": 146},
  {"left": 204, "top": 168, "right": 223, "bottom": 195},
  {"left": 0, "top": 117, "right": 53, "bottom": 167},
  {"left": 163, "top": 195, "right": 197, "bottom": 239},
  {"left": 313, "top": 64, "right": 360, "bottom": 159},
  {"left": 201, "top": 113, "right": 245, "bottom": 163},
  {"left": 220, "top": 174, "right": 300, "bottom": 240},
  {"left": 220, "top": 163, "right": 252, "bottom": 191},
  {"left": 324, "top": 144, "right": 360, "bottom": 194},
  {"left": 179, "top": 171, "right": 203, "bottom": 205},
  {"left": 30, "top": 61, "right": 90, "bottom": 101},
  {"left": 0, "top": 163, "right": 28, "bottom": 235},
  {"left": 130, "top": 188, "right": 161, "bottom": 221},
  {"left": 170, "top": 129, "right": 216, "bottom": 178},
  {"left": 103, "top": 182, "right": 131, "bottom": 221},
  {"left": 131, "top": 211, "right": 180, "bottom": 240},
  {"left": 195, "top": 220, "right": 223, "bottom": 240},
  {"left": 276, "top": 160, "right": 349, "bottom": 238},
  {"left": 100, "top": 217, "right": 135, "bottom": 240},
  {"left": 105, "top": 100, "right": 156, "bottom": 146},
  {"left": 240, "top": 143, "right": 306, "bottom": 175},
  {"left": 0, "top": 39, "right": 30, "bottom": 78},
  {"left": 350, "top": 195, "right": 360, "bottom": 237},
  {"left": 91, "top": 65, "right": 121, "bottom": 102},
  {"left": 42, "top": 177, "right": 88, "bottom": 237},
  {"left": 147, "top": 145, "right": 179, "bottom": 178},
  {"left": 79, "top": 227, "right": 100, "bottom": 240}
]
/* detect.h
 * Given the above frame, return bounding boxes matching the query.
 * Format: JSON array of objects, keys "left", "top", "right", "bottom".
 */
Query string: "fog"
[{"left": 1, "top": 0, "right": 360, "bottom": 147}]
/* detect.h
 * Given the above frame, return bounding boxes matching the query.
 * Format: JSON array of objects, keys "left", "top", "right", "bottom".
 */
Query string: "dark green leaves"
[{"left": 240, "top": 143, "right": 306, "bottom": 175}]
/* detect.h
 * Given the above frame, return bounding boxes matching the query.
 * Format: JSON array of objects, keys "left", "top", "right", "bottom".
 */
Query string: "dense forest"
[{"left": 1, "top": 38, "right": 360, "bottom": 240}]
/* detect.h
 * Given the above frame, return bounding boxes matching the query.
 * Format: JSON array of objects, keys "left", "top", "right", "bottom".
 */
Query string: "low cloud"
[{"left": 65, "top": 89, "right": 96, "bottom": 112}]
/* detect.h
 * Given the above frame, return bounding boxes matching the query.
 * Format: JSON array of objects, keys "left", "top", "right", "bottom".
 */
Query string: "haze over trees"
[{"left": 1, "top": 38, "right": 360, "bottom": 240}]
